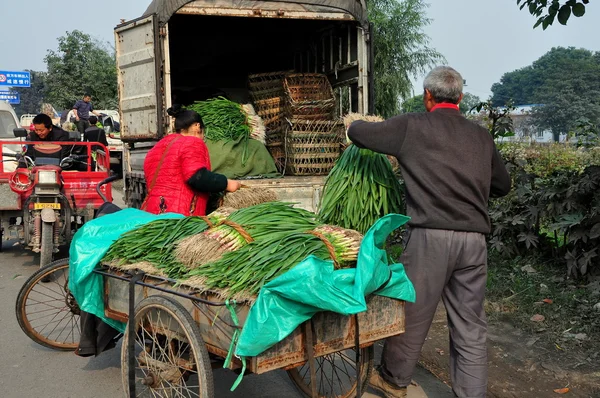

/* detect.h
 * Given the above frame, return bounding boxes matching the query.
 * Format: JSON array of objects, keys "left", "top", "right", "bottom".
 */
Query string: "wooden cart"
[{"left": 94, "top": 266, "right": 406, "bottom": 398}]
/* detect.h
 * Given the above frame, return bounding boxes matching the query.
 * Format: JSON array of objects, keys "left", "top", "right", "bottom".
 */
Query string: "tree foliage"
[
  {"left": 44, "top": 30, "right": 118, "bottom": 110},
  {"left": 401, "top": 92, "right": 481, "bottom": 115},
  {"left": 490, "top": 144, "right": 600, "bottom": 276},
  {"left": 401, "top": 94, "right": 426, "bottom": 113},
  {"left": 12, "top": 71, "right": 47, "bottom": 117},
  {"left": 517, "top": 0, "right": 590, "bottom": 29},
  {"left": 368, "top": 0, "right": 445, "bottom": 118},
  {"left": 459, "top": 92, "right": 481, "bottom": 114},
  {"left": 490, "top": 47, "right": 600, "bottom": 141}
]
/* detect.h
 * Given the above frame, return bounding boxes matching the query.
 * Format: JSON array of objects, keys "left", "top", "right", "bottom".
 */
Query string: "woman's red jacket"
[{"left": 143, "top": 134, "right": 211, "bottom": 216}]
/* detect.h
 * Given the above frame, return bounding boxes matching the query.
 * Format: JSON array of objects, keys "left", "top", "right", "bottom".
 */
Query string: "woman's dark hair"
[
  {"left": 32, "top": 113, "right": 53, "bottom": 128},
  {"left": 167, "top": 105, "right": 205, "bottom": 132}
]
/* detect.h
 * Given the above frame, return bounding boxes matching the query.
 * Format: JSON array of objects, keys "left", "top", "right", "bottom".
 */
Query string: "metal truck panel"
[{"left": 115, "top": 15, "right": 163, "bottom": 143}]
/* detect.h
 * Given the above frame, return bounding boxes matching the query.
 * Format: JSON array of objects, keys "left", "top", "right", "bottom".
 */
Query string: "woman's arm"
[{"left": 187, "top": 168, "right": 241, "bottom": 193}]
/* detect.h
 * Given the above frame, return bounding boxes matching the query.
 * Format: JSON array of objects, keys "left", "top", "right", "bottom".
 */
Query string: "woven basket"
[
  {"left": 284, "top": 118, "right": 344, "bottom": 176},
  {"left": 283, "top": 73, "right": 335, "bottom": 120},
  {"left": 248, "top": 71, "right": 290, "bottom": 102},
  {"left": 267, "top": 142, "right": 286, "bottom": 174}
]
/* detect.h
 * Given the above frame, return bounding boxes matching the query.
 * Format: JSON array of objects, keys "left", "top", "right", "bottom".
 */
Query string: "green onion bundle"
[
  {"left": 173, "top": 202, "right": 318, "bottom": 270},
  {"left": 186, "top": 97, "right": 266, "bottom": 164},
  {"left": 318, "top": 144, "right": 404, "bottom": 234},
  {"left": 102, "top": 209, "right": 231, "bottom": 272},
  {"left": 187, "top": 97, "right": 250, "bottom": 142},
  {"left": 185, "top": 225, "right": 362, "bottom": 300}
]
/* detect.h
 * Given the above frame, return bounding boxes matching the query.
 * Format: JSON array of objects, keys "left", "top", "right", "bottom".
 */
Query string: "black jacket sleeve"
[
  {"left": 347, "top": 116, "right": 409, "bottom": 157},
  {"left": 490, "top": 147, "right": 511, "bottom": 198},
  {"left": 187, "top": 167, "right": 228, "bottom": 193}
]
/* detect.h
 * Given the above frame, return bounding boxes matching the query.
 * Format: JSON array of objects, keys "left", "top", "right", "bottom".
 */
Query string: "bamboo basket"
[
  {"left": 284, "top": 118, "right": 344, "bottom": 176},
  {"left": 283, "top": 73, "right": 335, "bottom": 120}
]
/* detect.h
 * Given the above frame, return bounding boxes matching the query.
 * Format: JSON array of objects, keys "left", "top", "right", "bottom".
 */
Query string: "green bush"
[{"left": 490, "top": 143, "right": 600, "bottom": 277}]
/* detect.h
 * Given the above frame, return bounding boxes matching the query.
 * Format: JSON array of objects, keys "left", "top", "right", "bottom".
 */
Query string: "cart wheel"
[
  {"left": 122, "top": 296, "right": 214, "bottom": 398},
  {"left": 15, "top": 258, "right": 80, "bottom": 350},
  {"left": 287, "top": 345, "right": 374, "bottom": 398}
]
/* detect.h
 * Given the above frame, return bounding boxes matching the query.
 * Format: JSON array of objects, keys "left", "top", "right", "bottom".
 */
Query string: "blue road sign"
[
  {"left": 0, "top": 71, "right": 31, "bottom": 87},
  {"left": 0, "top": 91, "right": 20, "bottom": 104}
]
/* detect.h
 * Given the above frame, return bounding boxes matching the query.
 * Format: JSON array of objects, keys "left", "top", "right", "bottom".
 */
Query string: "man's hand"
[{"left": 226, "top": 179, "right": 242, "bottom": 193}]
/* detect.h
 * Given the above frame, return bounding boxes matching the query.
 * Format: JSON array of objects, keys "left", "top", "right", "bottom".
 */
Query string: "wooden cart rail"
[{"left": 96, "top": 266, "right": 406, "bottom": 375}]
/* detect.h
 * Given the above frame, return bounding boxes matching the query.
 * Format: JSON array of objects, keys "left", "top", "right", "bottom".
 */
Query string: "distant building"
[{"left": 503, "top": 105, "right": 566, "bottom": 143}]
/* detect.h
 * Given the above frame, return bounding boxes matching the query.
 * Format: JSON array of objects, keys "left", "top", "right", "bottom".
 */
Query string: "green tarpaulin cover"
[
  {"left": 68, "top": 210, "right": 415, "bottom": 357},
  {"left": 206, "top": 136, "right": 280, "bottom": 179}
]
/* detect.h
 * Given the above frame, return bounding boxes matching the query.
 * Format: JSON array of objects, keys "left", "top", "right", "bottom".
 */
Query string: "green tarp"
[
  {"left": 236, "top": 213, "right": 415, "bottom": 356},
  {"left": 68, "top": 210, "right": 415, "bottom": 357},
  {"left": 206, "top": 137, "right": 280, "bottom": 179},
  {"left": 68, "top": 208, "right": 183, "bottom": 331}
]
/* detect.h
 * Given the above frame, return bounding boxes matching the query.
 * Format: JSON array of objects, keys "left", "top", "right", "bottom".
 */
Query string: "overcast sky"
[{"left": 0, "top": 0, "right": 598, "bottom": 100}]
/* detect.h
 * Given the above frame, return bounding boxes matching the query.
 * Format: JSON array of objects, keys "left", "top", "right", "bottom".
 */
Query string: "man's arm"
[
  {"left": 490, "top": 147, "right": 511, "bottom": 198},
  {"left": 347, "top": 116, "right": 408, "bottom": 157},
  {"left": 19, "top": 134, "right": 35, "bottom": 167}
]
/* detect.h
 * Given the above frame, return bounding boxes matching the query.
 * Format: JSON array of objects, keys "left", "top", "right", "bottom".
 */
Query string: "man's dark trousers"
[
  {"left": 381, "top": 227, "right": 488, "bottom": 398},
  {"left": 76, "top": 119, "right": 90, "bottom": 135}
]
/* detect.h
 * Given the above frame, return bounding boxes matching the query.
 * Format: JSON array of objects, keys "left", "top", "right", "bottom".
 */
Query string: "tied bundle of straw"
[{"left": 219, "top": 186, "right": 278, "bottom": 209}]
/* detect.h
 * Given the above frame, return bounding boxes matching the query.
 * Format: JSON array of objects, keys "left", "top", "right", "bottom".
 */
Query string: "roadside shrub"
[{"left": 490, "top": 143, "right": 600, "bottom": 277}]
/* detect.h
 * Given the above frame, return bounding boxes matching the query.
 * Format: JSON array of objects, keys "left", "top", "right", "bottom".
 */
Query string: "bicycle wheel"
[
  {"left": 15, "top": 258, "right": 81, "bottom": 350},
  {"left": 287, "top": 345, "right": 374, "bottom": 398},
  {"left": 121, "top": 295, "right": 214, "bottom": 398}
]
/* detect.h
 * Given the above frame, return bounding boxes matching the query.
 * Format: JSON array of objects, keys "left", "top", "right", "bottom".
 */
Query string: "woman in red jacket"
[{"left": 143, "top": 106, "right": 241, "bottom": 216}]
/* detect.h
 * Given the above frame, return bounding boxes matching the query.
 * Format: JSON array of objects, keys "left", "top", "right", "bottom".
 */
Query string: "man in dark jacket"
[
  {"left": 21, "top": 114, "right": 70, "bottom": 167},
  {"left": 348, "top": 66, "right": 511, "bottom": 398},
  {"left": 83, "top": 115, "right": 109, "bottom": 150},
  {"left": 73, "top": 94, "right": 100, "bottom": 135}
]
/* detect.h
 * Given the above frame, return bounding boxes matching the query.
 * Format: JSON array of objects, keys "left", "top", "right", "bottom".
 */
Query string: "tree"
[
  {"left": 459, "top": 92, "right": 481, "bottom": 114},
  {"left": 368, "top": 0, "right": 445, "bottom": 118},
  {"left": 517, "top": 0, "right": 589, "bottom": 29},
  {"left": 532, "top": 87, "right": 600, "bottom": 142},
  {"left": 12, "top": 71, "right": 47, "bottom": 117},
  {"left": 401, "top": 94, "right": 426, "bottom": 113},
  {"left": 490, "top": 47, "right": 600, "bottom": 141},
  {"left": 44, "top": 30, "right": 118, "bottom": 111}
]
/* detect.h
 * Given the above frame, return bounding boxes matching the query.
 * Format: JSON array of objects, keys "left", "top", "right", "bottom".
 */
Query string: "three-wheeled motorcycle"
[{"left": 0, "top": 128, "right": 113, "bottom": 267}]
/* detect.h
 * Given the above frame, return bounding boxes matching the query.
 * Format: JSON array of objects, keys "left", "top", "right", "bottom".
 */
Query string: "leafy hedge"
[{"left": 489, "top": 143, "right": 600, "bottom": 276}]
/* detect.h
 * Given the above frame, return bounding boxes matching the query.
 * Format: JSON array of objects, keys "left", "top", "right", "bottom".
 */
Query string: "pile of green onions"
[{"left": 318, "top": 144, "right": 404, "bottom": 234}]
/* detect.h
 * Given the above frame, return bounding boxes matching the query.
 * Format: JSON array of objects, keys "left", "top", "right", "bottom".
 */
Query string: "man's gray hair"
[{"left": 423, "top": 66, "right": 463, "bottom": 104}]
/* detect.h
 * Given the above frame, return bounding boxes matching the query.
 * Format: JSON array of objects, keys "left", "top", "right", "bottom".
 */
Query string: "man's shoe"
[{"left": 369, "top": 367, "right": 408, "bottom": 398}]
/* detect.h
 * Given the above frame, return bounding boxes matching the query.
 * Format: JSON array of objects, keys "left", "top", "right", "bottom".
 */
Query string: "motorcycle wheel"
[{"left": 40, "top": 221, "right": 54, "bottom": 268}]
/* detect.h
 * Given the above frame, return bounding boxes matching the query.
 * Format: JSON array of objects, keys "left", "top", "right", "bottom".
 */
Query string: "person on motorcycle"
[
  {"left": 19, "top": 114, "right": 70, "bottom": 167},
  {"left": 143, "top": 105, "right": 241, "bottom": 216},
  {"left": 83, "top": 116, "right": 109, "bottom": 150}
]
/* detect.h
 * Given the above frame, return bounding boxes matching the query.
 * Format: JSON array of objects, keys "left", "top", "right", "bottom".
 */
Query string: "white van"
[{"left": 0, "top": 102, "right": 23, "bottom": 172}]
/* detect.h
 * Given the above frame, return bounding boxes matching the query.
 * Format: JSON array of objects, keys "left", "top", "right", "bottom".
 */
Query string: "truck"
[{"left": 115, "top": 0, "right": 373, "bottom": 211}]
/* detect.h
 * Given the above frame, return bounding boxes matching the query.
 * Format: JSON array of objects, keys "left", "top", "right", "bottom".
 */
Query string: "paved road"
[{"left": 0, "top": 191, "right": 453, "bottom": 397}]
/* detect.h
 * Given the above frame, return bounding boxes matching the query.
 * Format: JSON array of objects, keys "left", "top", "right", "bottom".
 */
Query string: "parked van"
[{"left": 0, "top": 102, "right": 23, "bottom": 172}]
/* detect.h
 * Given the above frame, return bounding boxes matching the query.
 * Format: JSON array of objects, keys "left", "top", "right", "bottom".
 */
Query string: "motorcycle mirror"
[{"left": 13, "top": 128, "right": 28, "bottom": 138}]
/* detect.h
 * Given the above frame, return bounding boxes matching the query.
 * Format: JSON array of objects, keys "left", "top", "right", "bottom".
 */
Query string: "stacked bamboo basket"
[{"left": 248, "top": 72, "right": 344, "bottom": 175}]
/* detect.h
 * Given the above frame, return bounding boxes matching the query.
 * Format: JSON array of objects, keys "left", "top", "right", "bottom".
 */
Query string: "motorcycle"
[{"left": 0, "top": 128, "right": 113, "bottom": 268}]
